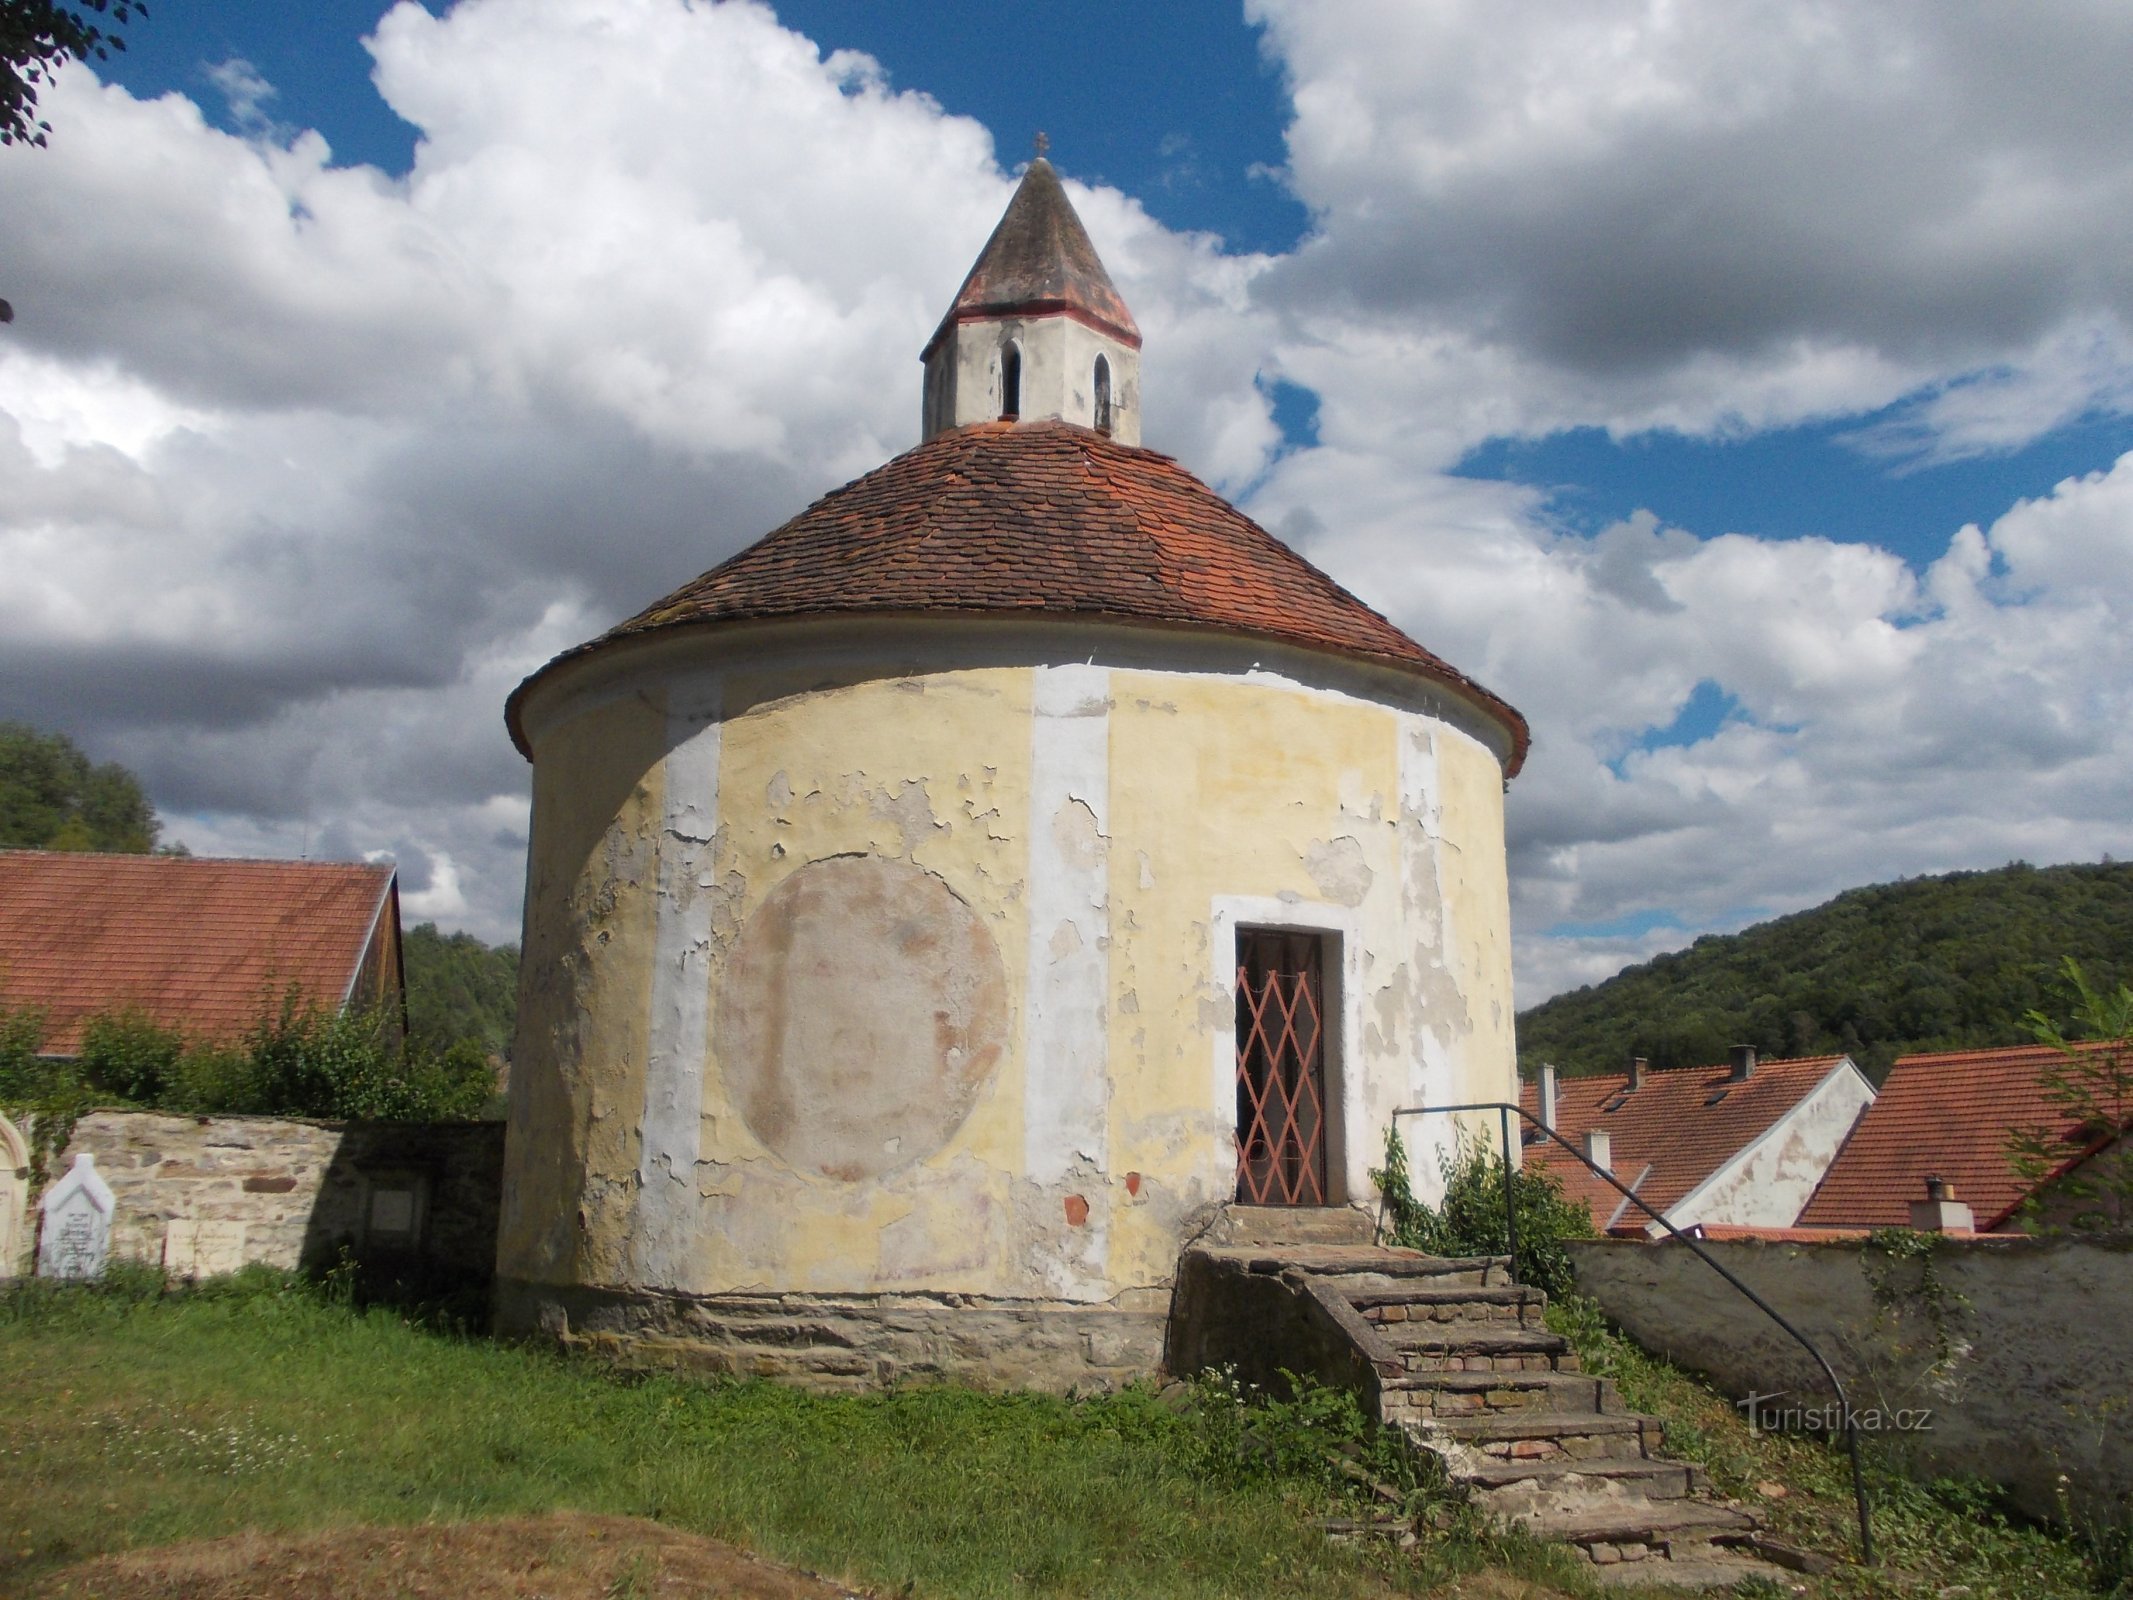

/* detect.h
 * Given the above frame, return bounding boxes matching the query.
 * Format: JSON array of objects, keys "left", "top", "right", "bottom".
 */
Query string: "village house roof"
[
  {"left": 1520, "top": 1054, "right": 1853, "bottom": 1228},
  {"left": 0, "top": 850, "right": 399, "bottom": 1056},
  {"left": 507, "top": 420, "right": 1531, "bottom": 770},
  {"left": 1797, "top": 1042, "right": 2122, "bottom": 1231},
  {"left": 922, "top": 156, "right": 1141, "bottom": 357}
]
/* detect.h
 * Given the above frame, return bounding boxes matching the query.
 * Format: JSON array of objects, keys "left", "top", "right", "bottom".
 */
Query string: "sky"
[{"left": 3, "top": 0, "right": 2132, "bottom": 1006}]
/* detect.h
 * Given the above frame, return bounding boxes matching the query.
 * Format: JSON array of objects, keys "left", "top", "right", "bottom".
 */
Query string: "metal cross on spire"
[{"left": 1034, "top": 131, "right": 1049, "bottom": 159}]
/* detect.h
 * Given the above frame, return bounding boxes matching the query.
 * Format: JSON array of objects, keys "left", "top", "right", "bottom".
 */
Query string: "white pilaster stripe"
[
  {"left": 632, "top": 677, "right": 722, "bottom": 1287},
  {"left": 1023, "top": 664, "right": 1112, "bottom": 1294}
]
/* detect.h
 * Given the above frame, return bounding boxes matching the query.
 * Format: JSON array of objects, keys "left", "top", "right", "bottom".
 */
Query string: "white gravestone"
[{"left": 39, "top": 1152, "right": 115, "bottom": 1279}]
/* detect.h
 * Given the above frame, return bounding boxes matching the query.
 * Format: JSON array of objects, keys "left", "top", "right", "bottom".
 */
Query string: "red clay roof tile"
[
  {"left": 508, "top": 421, "right": 1528, "bottom": 769},
  {"left": 0, "top": 850, "right": 394, "bottom": 1055},
  {"left": 1796, "top": 1043, "right": 2113, "bottom": 1229},
  {"left": 1519, "top": 1055, "right": 1852, "bottom": 1226}
]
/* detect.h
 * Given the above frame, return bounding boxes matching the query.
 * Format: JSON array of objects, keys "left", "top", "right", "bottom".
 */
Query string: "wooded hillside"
[
  {"left": 403, "top": 923, "right": 520, "bottom": 1060},
  {"left": 1516, "top": 860, "right": 2133, "bottom": 1082}
]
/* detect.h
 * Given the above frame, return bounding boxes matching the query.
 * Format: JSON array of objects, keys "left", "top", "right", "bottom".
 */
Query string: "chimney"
[
  {"left": 1539, "top": 1064, "right": 1559, "bottom": 1134},
  {"left": 1729, "top": 1044, "right": 1758, "bottom": 1082},
  {"left": 1909, "top": 1176, "right": 1975, "bottom": 1235},
  {"left": 1582, "top": 1128, "right": 1612, "bottom": 1174},
  {"left": 1629, "top": 1055, "right": 1647, "bottom": 1091}
]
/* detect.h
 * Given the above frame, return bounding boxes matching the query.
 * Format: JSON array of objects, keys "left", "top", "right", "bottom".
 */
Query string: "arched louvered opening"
[
  {"left": 1000, "top": 344, "right": 1021, "bottom": 420},
  {"left": 1093, "top": 355, "right": 1112, "bottom": 434}
]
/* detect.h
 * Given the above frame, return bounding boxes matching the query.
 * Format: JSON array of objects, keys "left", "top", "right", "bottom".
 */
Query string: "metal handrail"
[{"left": 1391, "top": 1100, "right": 1875, "bottom": 1567}]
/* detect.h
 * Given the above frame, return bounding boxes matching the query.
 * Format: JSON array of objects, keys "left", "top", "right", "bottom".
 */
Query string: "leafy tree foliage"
[
  {"left": 2009, "top": 958, "right": 2133, "bottom": 1232},
  {"left": 1, "top": 0, "right": 143, "bottom": 147},
  {"left": 0, "top": 721, "right": 163, "bottom": 852},
  {"left": 402, "top": 922, "right": 519, "bottom": 1060},
  {"left": 1517, "top": 861, "right": 2133, "bottom": 1083}
]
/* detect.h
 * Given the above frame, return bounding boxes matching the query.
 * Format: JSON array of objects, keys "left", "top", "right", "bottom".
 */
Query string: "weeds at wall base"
[{"left": 1548, "top": 1290, "right": 2126, "bottom": 1597}]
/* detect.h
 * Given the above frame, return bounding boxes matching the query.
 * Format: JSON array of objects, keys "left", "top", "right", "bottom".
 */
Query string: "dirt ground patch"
[{"left": 25, "top": 1512, "right": 875, "bottom": 1600}]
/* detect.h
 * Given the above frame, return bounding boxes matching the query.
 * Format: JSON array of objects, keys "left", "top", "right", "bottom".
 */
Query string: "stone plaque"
[
  {"left": 163, "top": 1218, "right": 248, "bottom": 1278},
  {"left": 39, "top": 1152, "right": 115, "bottom": 1280},
  {"left": 370, "top": 1188, "right": 415, "bottom": 1235}
]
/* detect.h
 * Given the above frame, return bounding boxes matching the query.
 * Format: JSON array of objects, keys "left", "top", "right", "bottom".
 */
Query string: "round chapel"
[{"left": 496, "top": 158, "right": 1530, "bottom": 1387}]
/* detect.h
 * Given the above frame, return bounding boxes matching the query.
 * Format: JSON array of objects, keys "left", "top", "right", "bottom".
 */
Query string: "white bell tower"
[{"left": 920, "top": 146, "right": 1142, "bottom": 445}]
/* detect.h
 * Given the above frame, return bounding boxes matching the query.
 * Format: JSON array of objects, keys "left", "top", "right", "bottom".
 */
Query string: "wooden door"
[{"left": 1234, "top": 930, "right": 1329, "bottom": 1205}]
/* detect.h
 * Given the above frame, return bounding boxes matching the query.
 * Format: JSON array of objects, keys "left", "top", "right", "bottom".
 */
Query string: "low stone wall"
[
  {"left": 1166, "top": 1248, "right": 1385, "bottom": 1406},
  {"left": 1568, "top": 1233, "right": 2133, "bottom": 1522},
  {"left": 50, "top": 1110, "right": 505, "bottom": 1283},
  {"left": 495, "top": 1278, "right": 1169, "bottom": 1393}
]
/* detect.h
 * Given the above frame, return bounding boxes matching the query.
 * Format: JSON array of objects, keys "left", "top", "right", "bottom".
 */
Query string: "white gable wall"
[{"left": 1656, "top": 1058, "right": 1876, "bottom": 1234}]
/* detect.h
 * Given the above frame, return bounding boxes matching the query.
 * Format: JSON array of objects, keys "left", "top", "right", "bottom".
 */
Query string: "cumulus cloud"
[
  {"left": 4, "top": 0, "right": 2131, "bottom": 1018},
  {"left": 1249, "top": 0, "right": 2133, "bottom": 453},
  {"left": 0, "top": 0, "right": 1271, "bottom": 942},
  {"left": 1260, "top": 448, "right": 2133, "bottom": 1002}
]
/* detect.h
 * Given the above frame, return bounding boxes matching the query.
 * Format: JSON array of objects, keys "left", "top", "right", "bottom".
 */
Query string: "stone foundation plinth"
[{"left": 495, "top": 1278, "right": 1170, "bottom": 1392}]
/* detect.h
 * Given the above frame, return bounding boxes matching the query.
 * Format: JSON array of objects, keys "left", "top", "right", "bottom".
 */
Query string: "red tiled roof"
[
  {"left": 508, "top": 421, "right": 1529, "bottom": 769},
  {"left": 923, "top": 158, "right": 1140, "bottom": 356},
  {"left": 0, "top": 850, "right": 394, "bottom": 1055},
  {"left": 1796, "top": 1043, "right": 2119, "bottom": 1230},
  {"left": 1519, "top": 1056, "right": 1852, "bottom": 1226}
]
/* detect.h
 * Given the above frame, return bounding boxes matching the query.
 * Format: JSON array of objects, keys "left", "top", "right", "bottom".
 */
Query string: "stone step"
[
  {"left": 1423, "top": 1412, "right": 1662, "bottom": 1462},
  {"left": 1320, "top": 1264, "right": 1502, "bottom": 1294},
  {"left": 1208, "top": 1205, "right": 1377, "bottom": 1248},
  {"left": 1462, "top": 1454, "right": 1703, "bottom": 1506},
  {"left": 1378, "top": 1368, "right": 1625, "bottom": 1423},
  {"left": 1516, "top": 1496, "right": 1759, "bottom": 1551},
  {"left": 1349, "top": 1283, "right": 1547, "bottom": 1326},
  {"left": 1385, "top": 1327, "right": 1581, "bottom": 1374}
]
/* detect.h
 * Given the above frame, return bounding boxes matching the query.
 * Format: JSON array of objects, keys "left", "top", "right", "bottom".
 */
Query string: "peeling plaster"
[
  {"left": 1303, "top": 835, "right": 1373, "bottom": 907},
  {"left": 869, "top": 777, "right": 947, "bottom": 859}
]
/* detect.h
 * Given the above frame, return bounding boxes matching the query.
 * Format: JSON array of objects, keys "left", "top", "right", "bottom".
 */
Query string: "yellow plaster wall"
[
  {"left": 506, "top": 653, "right": 1517, "bottom": 1309},
  {"left": 1102, "top": 672, "right": 1411, "bottom": 1287},
  {"left": 501, "top": 695, "right": 665, "bottom": 1287},
  {"left": 685, "top": 665, "right": 1036, "bottom": 1297},
  {"left": 1430, "top": 729, "right": 1519, "bottom": 1106}
]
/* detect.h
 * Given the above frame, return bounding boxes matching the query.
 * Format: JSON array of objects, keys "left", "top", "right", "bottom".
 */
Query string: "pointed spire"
[
  {"left": 924, "top": 157, "right": 1141, "bottom": 360},
  {"left": 920, "top": 155, "right": 1145, "bottom": 443}
]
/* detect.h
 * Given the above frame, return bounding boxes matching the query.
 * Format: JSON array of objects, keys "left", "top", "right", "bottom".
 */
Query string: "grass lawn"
[
  {"left": 3, "top": 1268, "right": 2122, "bottom": 1599},
  {"left": 0, "top": 1269, "right": 1591, "bottom": 1599}
]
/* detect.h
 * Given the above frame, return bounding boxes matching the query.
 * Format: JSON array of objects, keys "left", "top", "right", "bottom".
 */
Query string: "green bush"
[
  {"left": 242, "top": 992, "right": 492, "bottom": 1121},
  {"left": 162, "top": 1037, "right": 264, "bottom": 1114},
  {"left": 0, "top": 997, "right": 48, "bottom": 1102},
  {"left": 2, "top": 988, "right": 493, "bottom": 1128},
  {"left": 1372, "top": 1124, "right": 1591, "bottom": 1298},
  {"left": 77, "top": 1006, "right": 186, "bottom": 1102}
]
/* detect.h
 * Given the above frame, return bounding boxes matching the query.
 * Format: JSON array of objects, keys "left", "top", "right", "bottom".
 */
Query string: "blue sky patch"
[{"left": 1456, "top": 409, "right": 2133, "bottom": 572}]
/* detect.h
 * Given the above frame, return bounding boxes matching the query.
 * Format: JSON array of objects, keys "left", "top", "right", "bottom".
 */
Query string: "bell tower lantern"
[{"left": 920, "top": 149, "right": 1142, "bottom": 445}]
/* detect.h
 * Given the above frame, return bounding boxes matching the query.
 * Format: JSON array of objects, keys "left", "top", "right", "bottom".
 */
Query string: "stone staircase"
[{"left": 1171, "top": 1209, "right": 1794, "bottom": 1584}]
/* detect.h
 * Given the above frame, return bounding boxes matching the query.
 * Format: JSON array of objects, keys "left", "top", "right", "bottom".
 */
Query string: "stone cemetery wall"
[
  {"left": 43, "top": 1110, "right": 506, "bottom": 1285},
  {"left": 1569, "top": 1233, "right": 2133, "bottom": 1523}
]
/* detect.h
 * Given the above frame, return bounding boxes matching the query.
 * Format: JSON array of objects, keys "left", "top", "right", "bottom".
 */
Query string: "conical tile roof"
[
  {"left": 508, "top": 421, "right": 1528, "bottom": 771},
  {"left": 922, "top": 158, "right": 1140, "bottom": 357}
]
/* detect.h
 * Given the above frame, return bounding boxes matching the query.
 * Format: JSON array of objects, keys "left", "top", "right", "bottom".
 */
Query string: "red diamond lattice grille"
[{"left": 1234, "top": 930, "right": 1328, "bottom": 1206}]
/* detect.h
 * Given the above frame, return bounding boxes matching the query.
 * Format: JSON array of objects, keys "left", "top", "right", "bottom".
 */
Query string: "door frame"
[{"left": 1207, "top": 896, "right": 1360, "bottom": 1205}]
